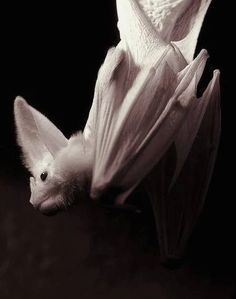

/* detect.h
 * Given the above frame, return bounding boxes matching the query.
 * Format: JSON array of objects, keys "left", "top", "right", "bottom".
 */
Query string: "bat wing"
[
  {"left": 137, "top": 0, "right": 213, "bottom": 62},
  {"left": 90, "top": 47, "right": 209, "bottom": 203},
  {"left": 145, "top": 70, "right": 221, "bottom": 262},
  {"left": 83, "top": 0, "right": 219, "bottom": 262}
]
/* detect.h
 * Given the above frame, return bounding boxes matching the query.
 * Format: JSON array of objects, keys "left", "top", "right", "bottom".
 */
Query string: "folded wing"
[{"left": 90, "top": 48, "right": 209, "bottom": 202}]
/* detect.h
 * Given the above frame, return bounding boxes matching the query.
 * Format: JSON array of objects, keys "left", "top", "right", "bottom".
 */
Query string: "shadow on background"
[{"left": 1, "top": 159, "right": 235, "bottom": 299}]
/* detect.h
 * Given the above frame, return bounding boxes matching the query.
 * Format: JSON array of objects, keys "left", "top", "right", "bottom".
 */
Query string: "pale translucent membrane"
[
  {"left": 90, "top": 49, "right": 209, "bottom": 199},
  {"left": 84, "top": 0, "right": 220, "bottom": 262},
  {"left": 14, "top": 97, "right": 68, "bottom": 173},
  {"left": 145, "top": 71, "right": 220, "bottom": 261},
  {"left": 137, "top": 0, "right": 213, "bottom": 62}
]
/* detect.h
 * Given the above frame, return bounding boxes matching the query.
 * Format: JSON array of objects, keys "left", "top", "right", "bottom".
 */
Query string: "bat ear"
[{"left": 14, "top": 96, "right": 68, "bottom": 171}]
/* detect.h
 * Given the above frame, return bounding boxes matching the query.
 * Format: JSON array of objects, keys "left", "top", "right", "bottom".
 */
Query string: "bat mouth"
[
  {"left": 38, "top": 201, "right": 60, "bottom": 216},
  {"left": 29, "top": 183, "right": 82, "bottom": 216},
  {"left": 31, "top": 197, "right": 62, "bottom": 216}
]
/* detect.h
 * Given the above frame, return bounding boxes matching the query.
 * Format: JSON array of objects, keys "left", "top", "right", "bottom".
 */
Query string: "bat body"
[{"left": 14, "top": 0, "right": 220, "bottom": 261}]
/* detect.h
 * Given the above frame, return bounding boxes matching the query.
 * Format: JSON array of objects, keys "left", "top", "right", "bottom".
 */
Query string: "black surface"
[{"left": 0, "top": 1, "right": 235, "bottom": 298}]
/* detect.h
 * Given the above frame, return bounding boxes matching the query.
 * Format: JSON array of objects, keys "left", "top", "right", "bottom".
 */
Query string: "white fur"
[{"left": 54, "top": 133, "right": 94, "bottom": 188}]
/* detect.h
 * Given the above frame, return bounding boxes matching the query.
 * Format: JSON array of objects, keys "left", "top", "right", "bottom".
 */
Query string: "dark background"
[{"left": 0, "top": 1, "right": 235, "bottom": 298}]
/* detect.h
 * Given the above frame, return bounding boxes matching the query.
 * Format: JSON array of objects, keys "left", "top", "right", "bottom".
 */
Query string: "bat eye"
[{"left": 40, "top": 171, "right": 48, "bottom": 181}]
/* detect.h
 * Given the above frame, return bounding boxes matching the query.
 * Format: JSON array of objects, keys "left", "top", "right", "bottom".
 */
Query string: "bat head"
[{"left": 14, "top": 97, "right": 93, "bottom": 215}]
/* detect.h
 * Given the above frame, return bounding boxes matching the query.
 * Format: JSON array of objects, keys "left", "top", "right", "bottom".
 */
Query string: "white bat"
[{"left": 14, "top": 0, "right": 220, "bottom": 262}]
